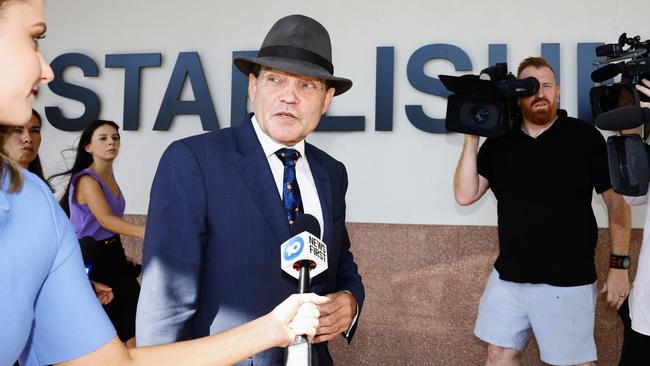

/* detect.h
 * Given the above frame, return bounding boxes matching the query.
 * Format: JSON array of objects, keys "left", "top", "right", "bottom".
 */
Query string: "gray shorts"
[{"left": 474, "top": 269, "right": 597, "bottom": 366}]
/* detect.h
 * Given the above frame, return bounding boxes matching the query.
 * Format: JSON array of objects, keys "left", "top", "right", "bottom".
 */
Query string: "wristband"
[{"left": 610, "top": 254, "right": 631, "bottom": 269}]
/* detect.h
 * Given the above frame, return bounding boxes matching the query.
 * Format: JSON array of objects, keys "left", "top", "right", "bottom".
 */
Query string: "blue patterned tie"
[{"left": 275, "top": 148, "right": 304, "bottom": 225}]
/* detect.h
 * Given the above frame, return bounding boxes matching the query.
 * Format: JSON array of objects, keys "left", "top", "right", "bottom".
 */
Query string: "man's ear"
[
  {"left": 248, "top": 73, "right": 258, "bottom": 103},
  {"left": 321, "top": 87, "right": 336, "bottom": 115}
]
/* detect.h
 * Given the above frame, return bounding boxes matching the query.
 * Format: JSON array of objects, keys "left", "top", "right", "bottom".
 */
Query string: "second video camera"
[
  {"left": 590, "top": 33, "right": 650, "bottom": 119},
  {"left": 595, "top": 106, "right": 650, "bottom": 196}
]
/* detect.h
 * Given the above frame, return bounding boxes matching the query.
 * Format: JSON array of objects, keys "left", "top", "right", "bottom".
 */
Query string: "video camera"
[
  {"left": 590, "top": 33, "right": 650, "bottom": 196},
  {"left": 595, "top": 106, "right": 650, "bottom": 196},
  {"left": 590, "top": 33, "right": 650, "bottom": 119},
  {"left": 439, "top": 63, "right": 539, "bottom": 138}
]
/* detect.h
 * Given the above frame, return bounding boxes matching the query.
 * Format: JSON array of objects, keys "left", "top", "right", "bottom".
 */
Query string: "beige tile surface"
[{"left": 124, "top": 216, "right": 642, "bottom": 365}]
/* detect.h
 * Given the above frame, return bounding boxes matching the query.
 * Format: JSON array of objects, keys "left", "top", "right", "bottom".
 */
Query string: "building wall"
[
  {"left": 123, "top": 216, "right": 641, "bottom": 365},
  {"left": 38, "top": 0, "right": 650, "bottom": 227},
  {"left": 38, "top": 2, "right": 649, "bottom": 363}
]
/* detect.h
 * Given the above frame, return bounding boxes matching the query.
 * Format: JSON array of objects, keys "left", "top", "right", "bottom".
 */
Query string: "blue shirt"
[{"left": 0, "top": 169, "right": 116, "bottom": 365}]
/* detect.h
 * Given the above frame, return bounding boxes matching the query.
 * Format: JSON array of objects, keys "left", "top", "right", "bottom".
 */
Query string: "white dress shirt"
[
  {"left": 251, "top": 115, "right": 324, "bottom": 236},
  {"left": 251, "top": 115, "right": 358, "bottom": 337}
]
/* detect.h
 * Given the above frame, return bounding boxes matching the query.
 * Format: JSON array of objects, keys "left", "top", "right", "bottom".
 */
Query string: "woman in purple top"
[{"left": 51, "top": 119, "right": 145, "bottom": 347}]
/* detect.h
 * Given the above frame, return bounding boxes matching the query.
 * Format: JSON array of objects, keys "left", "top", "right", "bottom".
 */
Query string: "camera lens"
[{"left": 470, "top": 105, "right": 490, "bottom": 124}]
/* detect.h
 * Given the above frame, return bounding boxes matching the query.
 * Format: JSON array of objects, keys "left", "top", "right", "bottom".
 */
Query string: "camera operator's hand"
[
  {"left": 600, "top": 268, "right": 630, "bottom": 309},
  {"left": 621, "top": 79, "right": 650, "bottom": 137},
  {"left": 636, "top": 79, "right": 650, "bottom": 108},
  {"left": 454, "top": 134, "right": 489, "bottom": 206}
]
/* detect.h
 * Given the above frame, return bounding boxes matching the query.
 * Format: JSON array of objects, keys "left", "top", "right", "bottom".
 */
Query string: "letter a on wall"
[{"left": 154, "top": 52, "right": 219, "bottom": 131}]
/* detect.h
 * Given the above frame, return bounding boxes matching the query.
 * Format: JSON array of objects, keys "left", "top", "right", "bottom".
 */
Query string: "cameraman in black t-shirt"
[{"left": 454, "top": 56, "right": 631, "bottom": 366}]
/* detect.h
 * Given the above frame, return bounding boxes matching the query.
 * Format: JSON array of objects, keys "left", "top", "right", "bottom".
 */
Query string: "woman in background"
[
  {"left": 49, "top": 119, "right": 144, "bottom": 347},
  {"left": 0, "top": 0, "right": 325, "bottom": 365},
  {"left": 2, "top": 108, "right": 47, "bottom": 182},
  {"left": 5, "top": 108, "right": 115, "bottom": 308}
]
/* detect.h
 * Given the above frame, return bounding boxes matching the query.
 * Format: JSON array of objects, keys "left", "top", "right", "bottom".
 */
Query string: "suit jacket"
[{"left": 136, "top": 116, "right": 365, "bottom": 365}]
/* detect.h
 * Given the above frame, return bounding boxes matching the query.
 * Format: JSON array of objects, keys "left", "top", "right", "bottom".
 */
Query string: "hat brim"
[{"left": 233, "top": 56, "right": 352, "bottom": 96}]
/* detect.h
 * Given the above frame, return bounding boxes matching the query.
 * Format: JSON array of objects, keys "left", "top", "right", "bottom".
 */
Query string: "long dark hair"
[
  {"left": 48, "top": 120, "right": 120, "bottom": 216},
  {"left": 0, "top": 126, "right": 23, "bottom": 193},
  {"left": 28, "top": 154, "right": 46, "bottom": 181},
  {"left": 24, "top": 109, "right": 51, "bottom": 189}
]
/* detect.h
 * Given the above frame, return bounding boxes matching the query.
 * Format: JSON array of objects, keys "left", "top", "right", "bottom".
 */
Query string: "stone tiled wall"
[{"left": 122, "top": 216, "right": 642, "bottom": 366}]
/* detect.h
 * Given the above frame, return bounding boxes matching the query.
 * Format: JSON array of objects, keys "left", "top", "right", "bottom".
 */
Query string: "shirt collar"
[
  {"left": 251, "top": 114, "right": 306, "bottom": 158},
  {"left": 516, "top": 109, "right": 568, "bottom": 139}
]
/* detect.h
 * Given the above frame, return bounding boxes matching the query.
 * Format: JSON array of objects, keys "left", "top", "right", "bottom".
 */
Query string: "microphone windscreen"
[
  {"left": 596, "top": 105, "right": 650, "bottom": 130},
  {"left": 591, "top": 63, "right": 623, "bottom": 83},
  {"left": 291, "top": 214, "right": 321, "bottom": 238}
]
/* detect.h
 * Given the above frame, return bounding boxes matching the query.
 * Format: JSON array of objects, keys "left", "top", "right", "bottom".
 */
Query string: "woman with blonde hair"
[{"left": 0, "top": 1, "right": 326, "bottom": 365}]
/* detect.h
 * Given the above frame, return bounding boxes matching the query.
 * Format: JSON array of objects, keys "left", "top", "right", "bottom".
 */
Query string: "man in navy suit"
[{"left": 136, "top": 14, "right": 364, "bottom": 365}]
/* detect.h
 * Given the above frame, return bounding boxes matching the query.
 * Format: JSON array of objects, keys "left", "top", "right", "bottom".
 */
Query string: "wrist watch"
[{"left": 610, "top": 254, "right": 631, "bottom": 269}]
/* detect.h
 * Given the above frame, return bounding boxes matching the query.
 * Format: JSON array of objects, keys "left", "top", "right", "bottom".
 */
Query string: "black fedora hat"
[{"left": 233, "top": 14, "right": 352, "bottom": 96}]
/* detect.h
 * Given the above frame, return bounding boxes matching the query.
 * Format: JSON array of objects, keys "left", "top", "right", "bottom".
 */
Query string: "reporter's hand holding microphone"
[{"left": 269, "top": 293, "right": 329, "bottom": 347}]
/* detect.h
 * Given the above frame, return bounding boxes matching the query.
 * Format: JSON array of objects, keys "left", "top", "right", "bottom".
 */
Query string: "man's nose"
[{"left": 279, "top": 82, "right": 298, "bottom": 103}]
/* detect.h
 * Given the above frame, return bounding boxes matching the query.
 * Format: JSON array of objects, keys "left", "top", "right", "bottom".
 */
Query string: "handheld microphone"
[
  {"left": 280, "top": 214, "right": 328, "bottom": 291},
  {"left": 591, "top": 63, "right": 624, "bottom": 83},
  {"left": 595, "top": 105, "right": 650, "bottom": 131},
  {"left": 280, "top": 214, "right": 328, "bottom": 366}
]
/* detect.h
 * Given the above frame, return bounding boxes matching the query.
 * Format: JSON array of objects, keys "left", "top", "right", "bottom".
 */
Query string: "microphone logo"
[
  {"left": 283, "top": 237, "right": 304, "bottom": 261},
  {"left": 280, "top": 231, "right": 328, "bottom": 279}
]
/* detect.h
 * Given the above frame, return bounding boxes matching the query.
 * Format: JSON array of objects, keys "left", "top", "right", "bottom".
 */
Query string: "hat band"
[{"left": 257, "top": 46, "right": 334, "bottom": 75}]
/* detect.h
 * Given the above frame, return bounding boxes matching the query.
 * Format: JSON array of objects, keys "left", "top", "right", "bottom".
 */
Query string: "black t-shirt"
[{"left": 477, "top": 110, "right": 611, "bottom": 286}]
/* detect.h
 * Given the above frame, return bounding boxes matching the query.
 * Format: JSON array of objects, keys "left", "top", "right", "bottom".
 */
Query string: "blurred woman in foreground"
[{"left": 0, "top": 1, "right": 326, "bottom": 365}]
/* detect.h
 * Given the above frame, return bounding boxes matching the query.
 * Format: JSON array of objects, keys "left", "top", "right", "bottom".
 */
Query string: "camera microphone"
[
  {"left": 595, "top": 105, "right": 650, "bottom": 130},
  {"left": 591, "top": 63, "right": 624, "bottom": 83}
]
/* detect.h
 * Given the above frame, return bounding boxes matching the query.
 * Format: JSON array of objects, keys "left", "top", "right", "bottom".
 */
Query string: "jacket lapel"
[
  {"left": 233, "top": 117, "right": 291, "bottom": 243},
  {"left": 305, "top": 144, "right": 333, "bottom": 245}
]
